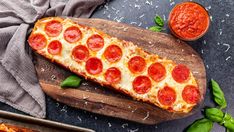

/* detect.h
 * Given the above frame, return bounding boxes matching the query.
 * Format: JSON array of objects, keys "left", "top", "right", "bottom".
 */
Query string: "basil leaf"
[
  {"left": 223, "top": 113, "right": 234, "bottom": 132},
  {"left": 224, "top": 121, "right": 234, "bottom": 132},
  {"left": 211, "top": 79, "right": 227, "bottom": 109},
  {"left": 205, "top": 108, "right": 224, "bottom": 123},
  {"left": 154, "top": 15, "right": 164, "bottom": 27},
  {"left": 149, "top": 26, "right": 162, "bottom": 32},
  {"left": 60, "top": 75, "right": 82, "bottom": 88},
  {"left": 186, "top": 118, "right": 213, "bottom": 132}
]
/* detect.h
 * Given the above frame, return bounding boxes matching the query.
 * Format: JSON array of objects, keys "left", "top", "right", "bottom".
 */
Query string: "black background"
[{"left": 0, "top": 0, "right": 233, "bottom": 131}]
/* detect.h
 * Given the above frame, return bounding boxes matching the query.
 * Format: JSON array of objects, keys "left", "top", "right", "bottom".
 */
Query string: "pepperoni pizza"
[{"left": 28, "top": 17, "right": 200, "bottom": 113}]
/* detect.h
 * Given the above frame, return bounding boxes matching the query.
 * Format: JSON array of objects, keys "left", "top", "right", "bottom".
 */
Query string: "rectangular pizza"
[{"left": 28, "top": 17, "right": 201, "bottom": 113}]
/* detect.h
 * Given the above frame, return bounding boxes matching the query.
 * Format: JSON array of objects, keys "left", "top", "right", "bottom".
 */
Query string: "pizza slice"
[
  {"left": 28, "top": 17, "right": 201, "bottom": 113},
  {"left": 0, "top": 123, "right": 38, "bottom": 132}
]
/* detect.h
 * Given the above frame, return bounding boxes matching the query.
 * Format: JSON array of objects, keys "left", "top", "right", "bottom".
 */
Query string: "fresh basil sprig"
[
  {"left": 205, "top": 108, "right": 234, "bottom": 132},
  {"left": 154, "top": 15, "right": 164, "bottom": 27},
  {"left": 149, "top": 15, "right": 164, "bottom": 32},
  {"left": 222, "top": 113, "right": 234, "bottom": 132},
  {"left": 205, "top": 108, "right": 224, "bottom": 123},
  {"left": 186, "top": 118, "right": 213, "bottom": 132},
  {"left": 60, "top": 75, "right": 82, "bottom": 88},
  {"left": 186, "top": 79, "right": 233, "bottom": 132},
  {"left": 149, "top": 26, "right": 162, "bottom": 32},
  {"left": 211, "top": 79, "right": 227, "bottom": 109}
]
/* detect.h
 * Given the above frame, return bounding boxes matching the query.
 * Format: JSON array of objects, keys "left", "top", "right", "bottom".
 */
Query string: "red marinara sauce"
[{"left": 168, "top": 2, "right": 210, "bottom": 41}]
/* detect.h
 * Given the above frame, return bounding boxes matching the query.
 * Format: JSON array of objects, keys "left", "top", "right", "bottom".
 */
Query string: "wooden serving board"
[{"left": 34, "top": 18, "right": 206, "bottom": 125}]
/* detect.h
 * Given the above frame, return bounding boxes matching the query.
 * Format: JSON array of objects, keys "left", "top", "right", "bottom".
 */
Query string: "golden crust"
[{"left": 28, "top": 17, "right": 200, "bottom": 113}]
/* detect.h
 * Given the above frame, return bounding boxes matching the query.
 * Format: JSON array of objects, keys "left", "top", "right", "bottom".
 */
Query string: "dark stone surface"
[{"left": 0, "top": 0, "right": 233, "bottom": 131}]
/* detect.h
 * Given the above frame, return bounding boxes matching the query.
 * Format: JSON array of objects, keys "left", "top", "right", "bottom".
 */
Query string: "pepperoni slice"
[
  {"left": 133, "top": 76, "right": 151, "bottom": 94},
  {"left": 158, "top": 86, "right": 176, "bottom": 106},
  {"left": 85, "top": 57, "right": 103, "bottom": 75},
  {"left": 28, "top": 33, "right": 47, "bottom": 50},
  {"left": 45, "top": 20, "right": 62, "bottom": 37},
  {"left": 47, "top": 40, "right": 62, "bottom": 55},
  {"left": 182, "top": 85, "right": 200, "bottom": 104},
  {"left": 104, "top": 67, "right": 121, "bottom": 84},
  {"left": 104, "top": 45, "right": 122, "bottom": 63},
  {"left": 72, "top": 45, "right": 89, "bottom": 62},
  {"left": 64, "top": 26, "right": 82, "bottom": 43},
  {"left": 87, "top": 34, "right": 104, "bottom": 51},
  {"left": 128, "top": 56, "right": 146, "bottom": 74},
  {"left": 172, "top": 64, "right": 190, "bottom": 83},
  {"left": 148, "top": 63, "right": 166, "bottom": 82}
]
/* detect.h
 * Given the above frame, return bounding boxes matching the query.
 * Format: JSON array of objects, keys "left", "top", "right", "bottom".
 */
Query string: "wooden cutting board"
[{"left": 34, "top": 18, "right": 206, "bottom": 125}]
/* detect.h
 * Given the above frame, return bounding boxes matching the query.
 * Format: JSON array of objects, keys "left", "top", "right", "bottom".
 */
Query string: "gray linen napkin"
[{"left": 0, "top": 0, "right": 104, "bottom": 118}]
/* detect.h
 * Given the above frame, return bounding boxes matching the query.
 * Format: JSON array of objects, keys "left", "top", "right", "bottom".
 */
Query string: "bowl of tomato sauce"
[{"left": 168, "top": 2, "right": 210, "bottom": 41}]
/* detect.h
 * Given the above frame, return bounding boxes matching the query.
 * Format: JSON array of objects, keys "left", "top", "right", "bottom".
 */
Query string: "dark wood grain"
[{"left": 34, "top": 18, "right": 206, "bottom": 125}]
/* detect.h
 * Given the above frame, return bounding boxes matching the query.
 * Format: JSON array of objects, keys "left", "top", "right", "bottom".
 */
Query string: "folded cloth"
[{"left": 0, "top": 0, "right": 104, "bottom": 118}]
